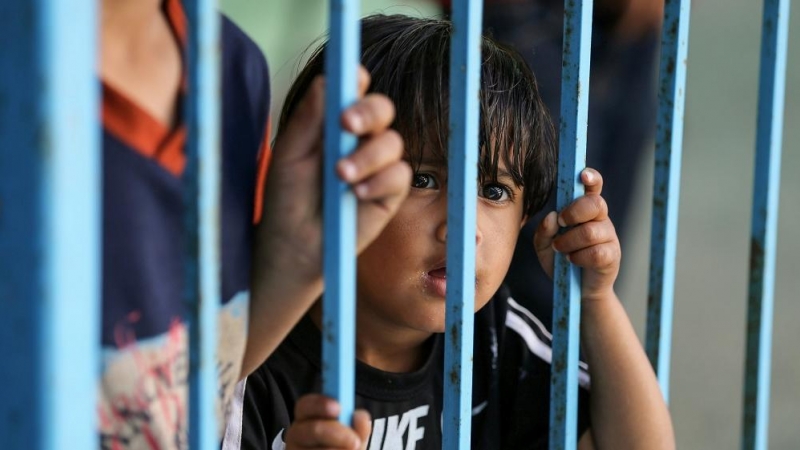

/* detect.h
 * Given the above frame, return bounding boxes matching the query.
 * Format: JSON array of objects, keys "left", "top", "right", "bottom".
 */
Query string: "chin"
[
  {"left": 408, "top": 309, "right": 447, "bottom": 334},
  {"left": 429, "top": 323, "right": 447, "bottom": 334}
]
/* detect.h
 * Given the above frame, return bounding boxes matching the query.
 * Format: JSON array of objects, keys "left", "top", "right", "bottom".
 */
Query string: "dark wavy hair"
[{"left": 278, "top": 14, "right": 556, "bottom": 216}]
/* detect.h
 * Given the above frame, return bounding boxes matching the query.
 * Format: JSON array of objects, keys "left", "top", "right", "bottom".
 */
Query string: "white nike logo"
[
  {"left": 472, "top": 400, "right": 488, "bottom": 416},
  {"left": 272, "top": 429, "right": 286, "bottom": 450}
]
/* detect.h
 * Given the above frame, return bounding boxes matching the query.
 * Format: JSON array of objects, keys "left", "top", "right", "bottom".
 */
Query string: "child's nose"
[
  {"left": 435, "top": 222, "right": 483, "bottom": 246},
  {"left": 435, "top": 222, "right": 447, "bottom": 243}
]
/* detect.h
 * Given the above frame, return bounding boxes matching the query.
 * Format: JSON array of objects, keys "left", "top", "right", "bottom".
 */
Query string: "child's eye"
[
  {"left": 412, "top": 173, "right": 439, "bottom": 189},
  {"left": 480, "top": 183, "right": 511, "bottom": 202}
]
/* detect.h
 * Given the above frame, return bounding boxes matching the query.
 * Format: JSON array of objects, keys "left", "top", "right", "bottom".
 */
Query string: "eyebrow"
[
  {"left": 492, "top": 168, "right": 515, "bottom": 182},
  {"left": 417, "top": 159, "right": 517, "bottom": 184},
  {"left": 417, "top": 158, "right": 447, "bottom": 167}
]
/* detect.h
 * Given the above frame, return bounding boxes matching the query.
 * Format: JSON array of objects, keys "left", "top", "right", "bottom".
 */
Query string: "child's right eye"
[{"left": 412, "top": 173, "right": 439, "bottom": 189}]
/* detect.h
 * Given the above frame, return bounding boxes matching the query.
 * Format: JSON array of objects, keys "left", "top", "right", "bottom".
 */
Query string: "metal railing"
[
  {"left": 0, "top": 1, "right": 100, "bottom": 448},
  {"left": 0, "top": 0, "right": 792, "bottom": 449}
]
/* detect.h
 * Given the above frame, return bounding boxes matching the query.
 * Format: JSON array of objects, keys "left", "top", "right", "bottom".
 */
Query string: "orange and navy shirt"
[{"left": 98, "top": 2, "right": 270, "bottom": 448}]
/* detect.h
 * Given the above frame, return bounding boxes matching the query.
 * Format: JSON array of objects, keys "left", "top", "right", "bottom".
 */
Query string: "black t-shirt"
[{"left": 223, "top": 286, "right": 591, "bottom": 449}]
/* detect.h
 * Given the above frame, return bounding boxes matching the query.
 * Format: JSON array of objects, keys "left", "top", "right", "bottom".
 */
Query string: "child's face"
[{"left": 356, "top": 148, "right": 527, "bottom": 335}]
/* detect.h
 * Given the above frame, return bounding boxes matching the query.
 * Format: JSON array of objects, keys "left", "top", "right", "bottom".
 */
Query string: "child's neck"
[
  {"left": 100, "top": 0, "right": 182, "bottom": 128},
  {"left": 309, "top": 303, "right": 434, "bottom": 374},
  {"left": 102, "top": 0, "right": 165, "bottom": 35}
]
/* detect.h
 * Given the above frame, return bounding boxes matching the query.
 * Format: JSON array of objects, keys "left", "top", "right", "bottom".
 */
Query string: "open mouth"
[
  {"left": 424, "top": 267, "right": 447, "bottom": 297},
  {"left": 424, "top": 265, "right": 480, "bottom": 298},
  {"left": 428, "top": 267, "right": 447, "bottom": 279}
]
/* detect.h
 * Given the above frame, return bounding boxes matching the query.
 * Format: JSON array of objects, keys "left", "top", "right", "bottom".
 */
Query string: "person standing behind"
[{"left": 98, "top": 0, "right": 409, "bottom": 447}]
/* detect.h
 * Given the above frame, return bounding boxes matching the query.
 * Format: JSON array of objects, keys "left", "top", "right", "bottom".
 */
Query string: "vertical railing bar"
[
  {"left": 0, "top": 1, "right": 101, "bottom": 448},
  {"left": 645, "top": 0, "right": 691, "bottom": 403},
  {"left": 549, "top": 0, "right": 592, "bottom": 448},
  {"left": 46, "top": 1, "right": 102, "bottom": 447},
  {"left": 442, "top": 0, "right": 482, "bottom": 448},
  {"left": 741, "top": 1, "right": 791, "bottom": 449},
  {"left": 184, "top": 0, "right": 221, "bottom": 448},
  {"left": 322, "top": 0, "right": 360, "bottom": 426}
]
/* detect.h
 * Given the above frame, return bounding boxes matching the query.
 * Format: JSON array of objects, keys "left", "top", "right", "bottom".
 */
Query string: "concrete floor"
[{"left": 221, "top": 0, "right": 800, "bottom": 447}]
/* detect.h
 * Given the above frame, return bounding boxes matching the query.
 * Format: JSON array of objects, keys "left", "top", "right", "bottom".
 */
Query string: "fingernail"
[
  {"left": 346, "top": 110, "right": 364, "bottom": 133},
  {"left": 583, "top": 169, "right": 594, "bottom": 183},
  {"left": 557, "top": 215, "right": 566, "bottom": 227},
  {"left": 339, "top": 160, "right": 357, "bottom": 181},
  {"left": 354, "top": 183, "right": 369, "bottom": 198},
  {"left": 322, "top": 399, "right": 335, "bottom": 415}
]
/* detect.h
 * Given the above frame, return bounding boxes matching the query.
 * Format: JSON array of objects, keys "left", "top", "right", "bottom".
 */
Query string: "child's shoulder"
[
  {"left": 479, "top": 287, "right": 556, "bottom": 371},
  {"left": 220, "top": 15, "right": 271, "bottom": 123},
  {"left": 220, "top": 15, "right": 267, "bottom": 66},
  {"left": 479, "top": 284, "right": 553, "bottom": 348},
  {"left": 484, "top": 287, "right": 591, "bottom": 389}
]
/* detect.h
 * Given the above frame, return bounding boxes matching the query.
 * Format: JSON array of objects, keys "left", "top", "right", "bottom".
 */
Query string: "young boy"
[
  {"left": 224, "top": 14, "right": 674, "bottom": 450},
  {"left": 98, "top": 1, "right": 408, "bottom": 447}
]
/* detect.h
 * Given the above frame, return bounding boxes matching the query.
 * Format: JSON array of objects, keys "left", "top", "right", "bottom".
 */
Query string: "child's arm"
[
  {"left": 534, "top": 168, "right": 675, "bottom": 450},
  {"left": 241, "top": 67, "right": 411, "bottom": 378},
  {"left": 284, "top": 394, "right": 371, "bottom": 450}
]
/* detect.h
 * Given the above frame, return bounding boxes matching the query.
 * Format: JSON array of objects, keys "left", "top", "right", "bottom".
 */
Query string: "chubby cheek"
[
  {"left": 356, "top": 209, "right": 423, "bottom": 293},
  {"left": 474, "top": 212, "right": 523, "bottom": 311},
  {"left": 363, "top": 208, "right": 421, "bottom": 261}
]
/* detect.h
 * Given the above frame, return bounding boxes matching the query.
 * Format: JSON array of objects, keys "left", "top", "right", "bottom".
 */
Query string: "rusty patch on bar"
[
  {"left": 553, "top": 356, "right": 566, "bottom": 375},
  {"left": 763, "top": 18, "right": 774, "bottom": 35},
  {"left": 449, "top": 366, "right": 459, "bottom": 385},
  {"left": 668, "top": 19, "right": 678, "bottom": 40},
  {"left": 450, "top": 322, "right": 460, "bottom": 348},
  {"left": 742, "top": 236, "right": 767, "bottom": 445},
  {"left": 665, "top": 57, "right": 676, "bottom": 76},
  {"left": 323, "top": 319, "right": 335, "bottom": 343},
  {"left": 749, "top": 235, "right": 765, "bottom": 280}
]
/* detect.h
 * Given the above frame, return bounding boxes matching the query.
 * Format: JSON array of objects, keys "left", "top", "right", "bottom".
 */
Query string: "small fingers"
[
  {"left": 294, "top": 394, "right": 340, "bottom": 421},
  {"left": 354, "top": 160, "right": 412, "bottom": 253},
  {"left": 285, "top": 419, "right": 363, "bottom": 450},
  {"left": 353, "top": 410, "right": 373, "bottom": 450},
  {"left": 561, "top": 241, "right": 620, "bottom": 273},
  {"left": 552, "top": 220, "right": 617, "bottom": 255},
  {"left": 580, "top": 168, "right": 603, "bottom": 196},
  {"left": 558, "top": 194, "right": 608, "bottom": 227},
  {"left": 533, "top": 211, "right": 559, "bottom": 253},
  {"left": 337, "top": 130, "right": 404, "bottom": 184},
  {"left": 356, "top": 65, "right": 371, "bottom": 98},
  {"left": 341, "top": 93, "right": 395, "bottom": 136},
  {"left": 532, "top": 211, "right": 559, "bottom": 280},
  {"left": 352, "top": 160, "right": 412, "bottom": 204},
  {"left": 288, "top": 395, "right": 363, "bottom": 449}
]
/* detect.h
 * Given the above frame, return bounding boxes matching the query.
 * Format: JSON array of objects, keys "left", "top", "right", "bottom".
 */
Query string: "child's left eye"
[
  {"left": 481, "top": 184, "right": 510, "bottom": 202},
  {"left": 412, "top": 173, "right": 439, "bottom": 189}
]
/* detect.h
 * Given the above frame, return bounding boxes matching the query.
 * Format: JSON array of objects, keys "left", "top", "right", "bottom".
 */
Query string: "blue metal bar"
[
  {"left": 645, "top": 0, "right": 691, "bottom": 403},
  {"left": 742, "top": 1, "right": 791, "bottom": 449},
  {"left": 442, "top": 1, "right": 482, "bottom": 448},
  {"left": 183, "top": 0, "right": 221, "bottom": 448},
  {"left": 549, "top": 0, "right": 592, "bottom": 448},
  {"left": 322, "top": 0, "right": 360, "bottom": 426},
  {"left": 0, "top": 1, "right": 100, "bottom": 448}
]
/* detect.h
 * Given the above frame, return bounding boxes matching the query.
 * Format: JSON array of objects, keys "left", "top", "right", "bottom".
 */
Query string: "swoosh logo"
[
  {"left": 472, "top": 400, "right": 488, "bottom": 416},
  {"left": 272, "top": 429, "right": 286, "bottom": 450}
]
